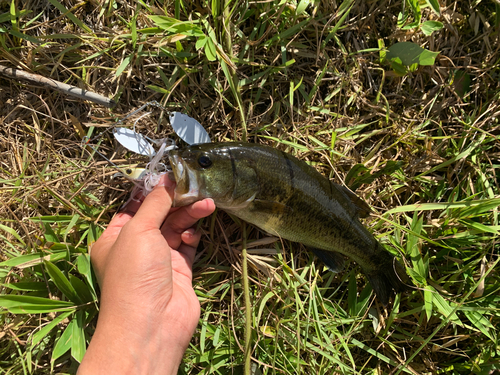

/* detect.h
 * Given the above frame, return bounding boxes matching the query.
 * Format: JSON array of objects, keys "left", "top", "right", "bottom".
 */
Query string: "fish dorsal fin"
[{"left": 336, "top": 183, "right": 372, "bottom": 218}]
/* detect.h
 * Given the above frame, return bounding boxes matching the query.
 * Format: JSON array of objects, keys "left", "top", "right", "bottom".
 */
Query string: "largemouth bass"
[{"left": 167, "top": 142, "right": 410, "bottom": 305}]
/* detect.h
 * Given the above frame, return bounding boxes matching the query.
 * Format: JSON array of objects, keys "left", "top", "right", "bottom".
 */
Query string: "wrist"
[{"left": 78, "top": 310, "right": 190, "bottom": 375}]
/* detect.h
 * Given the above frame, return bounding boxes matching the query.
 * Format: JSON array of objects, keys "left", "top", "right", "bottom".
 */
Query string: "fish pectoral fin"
[
  {"left": 311, "top": 248, "right": 345, "bottom": 273},
  {"left": 338, "top": 184, "right": 372, "bottom": 218},
  {"left": 252, "top": 199, "right": 293, "bottom": 215},
  {"left": 222, "top": 192, "right": 257, "bottom": 210}
]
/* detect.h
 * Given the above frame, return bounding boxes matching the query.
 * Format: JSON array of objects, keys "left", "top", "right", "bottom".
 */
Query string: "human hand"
[{"left": 78, "top": 175, "right": 216, "bottom": 375}]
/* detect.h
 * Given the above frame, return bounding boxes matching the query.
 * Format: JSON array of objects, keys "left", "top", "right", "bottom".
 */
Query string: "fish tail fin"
[{"left": 365, "top": 251, "right": 411, "bottom": 306}]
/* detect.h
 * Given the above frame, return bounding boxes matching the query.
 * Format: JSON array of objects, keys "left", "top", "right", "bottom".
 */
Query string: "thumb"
[{"left": 132, "top": 174, "right": 175, "bottom": 229}]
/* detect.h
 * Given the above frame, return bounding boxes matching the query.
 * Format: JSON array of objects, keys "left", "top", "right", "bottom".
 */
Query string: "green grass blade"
[
  {"left": 51, "top": 319, "right": 74, "bottom": 364},
  {"left": 0, "top": 295, "right": 75, "bottom": 314},
  {"left": 0, "top": 223, "right": 25, "bottom": 245},
  {"left": 47, "top": 0, "right": 92, "bottom": 33},
  {"left": 44, "top": 261, "right": 83, "bottom": 305}
]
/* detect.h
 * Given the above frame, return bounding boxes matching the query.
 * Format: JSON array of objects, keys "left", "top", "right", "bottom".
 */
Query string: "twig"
[{"left": 0, "top": 64, "right": 116, "bottom": 108}]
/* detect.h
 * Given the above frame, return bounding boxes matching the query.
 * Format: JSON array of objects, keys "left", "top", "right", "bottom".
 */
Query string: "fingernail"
[{"left": 157, "top": 173, "right": 174, "bottom": 187}]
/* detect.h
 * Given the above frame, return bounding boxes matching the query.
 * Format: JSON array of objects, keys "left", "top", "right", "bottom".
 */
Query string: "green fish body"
[{"left": 168, "top": 142, "right": 409, "bottom": 305}]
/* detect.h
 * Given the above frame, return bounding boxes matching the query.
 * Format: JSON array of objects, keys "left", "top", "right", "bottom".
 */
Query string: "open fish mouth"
[{"left": 168, "top": 152, "right": 201, "bottom": 207}]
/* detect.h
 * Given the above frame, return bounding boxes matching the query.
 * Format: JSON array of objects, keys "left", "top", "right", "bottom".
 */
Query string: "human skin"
[{"left": 77, "top": 175, "right": 216, "bottom": 375}]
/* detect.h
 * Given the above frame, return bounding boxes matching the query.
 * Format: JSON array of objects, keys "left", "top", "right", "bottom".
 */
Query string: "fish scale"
[{"left": 168, "top": 142, "right": 411, "bottom": 305}]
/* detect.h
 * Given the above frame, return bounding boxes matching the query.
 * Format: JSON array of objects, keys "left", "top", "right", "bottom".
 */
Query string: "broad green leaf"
[
  {"left": 431, "top": 290, "right": 462, "bottom": 326},
  {"left": 296, "top": 0, "right": 311, "bottom": 16},
  {"left": 390, "top": 59, "right": 409, "bottom": 76},
  {"left": 195, "top": 35, "right": 207, "bottom": 50},
  {"left": 407, "top": 267, "right": 427, "bottom": 286},
  {"left": 42, "top": 221, "right": 60, "bottom": 243},
  {"left": 131, "top": 13, "right": 137, "bottom": 49},
  {"left": 148, "top": 16, "right": 204, "bottom": 36},
  {"left": 30, "top": 311, "right": 74, "bottom": 348},
  {"left": 77, "top": 254, "right": 97, "bottom": 299},
  {"left": 0, "top": 295, "right": 75, "bottom": 314},
  {"left": 256, "top": 291, "right": 275, "bottom": 325},
  {"left": 421, "top": 20, "right": 443, "bottom": 36},
  {"left": 2, "top": 282, "right": 48, "bottom": 292},
  {"left": 345, "top": 163, "right": 369, "bottom": 189},
  {"left": 51, "top": 319, "right": 74, "bottom": 363},
  {"left": 424, "top": 285, "right": 433, "bottom": 321},
  {"left": 115, "top": 54, "right": 133, "bottom": 78},
  {"left": 408, "top": 212, "right": 426, "bottom": 280},
  {"left": 87, "top": 223, "right": 100, "bottom": 247},
  {"left": 71, "top": 310, "right": 86, "bottom": 362},
  {"left": 76, "top": 253, "right": 91, "bottom": 276},
  {"left": 424, "top": 0, "right": 441, "bottom": 15},
  {"left": 70, "top": 275, "right": 94, "bottom": 303},
  {"left": 63, "top": 214, "right": 80, "bottom": 243},
  {"left": 44, "top": 261, "right": 83, "bottom": 304},
  {"left": 0, "top": 250, "right": 67, "bottom": 268},
  {"left": 204, "top": 37, "right": 217, "bottom": 62},
  {"left": 463, "top": 310, "right": 496, "bottom": 342},
  {"left": 386, "top": 42, "right": 439, "bottom": 67}
]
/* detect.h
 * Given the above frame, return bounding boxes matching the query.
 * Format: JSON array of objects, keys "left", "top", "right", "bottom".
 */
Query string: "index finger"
[{"left": 131, "top": 174, "right": 175, "bottom": 228}]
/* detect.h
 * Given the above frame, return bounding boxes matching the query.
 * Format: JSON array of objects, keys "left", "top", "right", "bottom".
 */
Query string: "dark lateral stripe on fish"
[
  {"left": 280, "top": 151, "right": 295, "bottom": 189},
  {"left": 329, "top": 180, "right": 336, "bottom": 202},
  {"left": 226, "top": 146, "right": 238, "bottom": 189}
]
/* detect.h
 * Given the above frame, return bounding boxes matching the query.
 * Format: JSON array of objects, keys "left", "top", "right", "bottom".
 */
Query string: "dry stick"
[{"left": 0, "top": 64, "right": 116, "bottom": 108}]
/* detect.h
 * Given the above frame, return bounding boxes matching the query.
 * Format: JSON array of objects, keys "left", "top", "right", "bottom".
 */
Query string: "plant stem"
[
  {"left": 221, "top": 0, "right": 247, "bottom": 141},
  {"left": 241, "top": 223, "right": 252, "bottom": 375}
]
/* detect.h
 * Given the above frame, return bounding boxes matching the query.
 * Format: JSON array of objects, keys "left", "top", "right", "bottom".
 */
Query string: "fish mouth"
[{"left": 168, "top": 152, "right": 202, "bottom": 207}]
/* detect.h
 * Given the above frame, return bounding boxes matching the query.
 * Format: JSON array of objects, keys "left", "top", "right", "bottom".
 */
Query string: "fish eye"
[
  {"left": 198, "top": 155, "right": 212, "bottom": 168},
  {"left": 125, "top": 168, "right": 132, "bottom": 175}
]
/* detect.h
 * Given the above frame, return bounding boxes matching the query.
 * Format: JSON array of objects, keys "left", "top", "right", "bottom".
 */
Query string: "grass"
[{"left": 1, "top": 0, "right": 500, "bottom": 373}]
